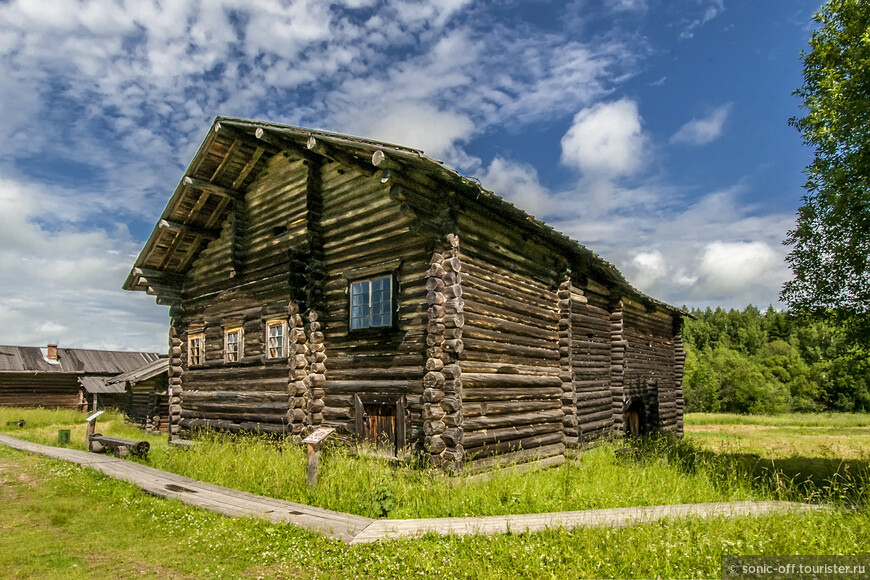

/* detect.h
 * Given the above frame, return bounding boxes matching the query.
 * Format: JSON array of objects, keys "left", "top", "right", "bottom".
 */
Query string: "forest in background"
[{"left": 681, "top": 306, "right": 869, "bottom": 414}]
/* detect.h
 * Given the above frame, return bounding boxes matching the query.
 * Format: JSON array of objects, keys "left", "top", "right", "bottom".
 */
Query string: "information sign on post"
[
  {"left": 302, "top": 426, "right": 335, "bottom": 445},
  {"left": 85, "top": 409, "right": 105, "bottom": 441},
  {"left": 302, "top": 427, "right": 335, "bottom": 487}
]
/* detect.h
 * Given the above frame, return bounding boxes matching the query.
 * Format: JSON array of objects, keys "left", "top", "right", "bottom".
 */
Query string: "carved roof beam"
[
  {"left": 181, "top": 176, "right": 243, "bottom": 200},
  {"left": 158, "top": 219, "right": 220, "bottom": 241}
]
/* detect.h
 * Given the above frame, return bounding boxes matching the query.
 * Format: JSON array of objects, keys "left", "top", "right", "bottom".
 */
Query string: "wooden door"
[
  {"left": 625, "top": 400, "right": 645, "bottom": 436},
  {"left": 363, "top": 403, "right": 397, "bottom": 454}
]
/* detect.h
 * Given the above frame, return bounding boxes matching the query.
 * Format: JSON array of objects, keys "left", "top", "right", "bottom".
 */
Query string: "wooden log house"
[
  {"left": 124, "top": 117, "right": 686, "bottom": 471},
  {"left": 0, "top": 344, "right": 160, "bottom": 411}
]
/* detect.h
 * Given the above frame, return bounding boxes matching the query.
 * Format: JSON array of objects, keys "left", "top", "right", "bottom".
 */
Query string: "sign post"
[
  {"left": 85, "top": 410, "right": 105, "bottom": 442},
  {"left": 302, "top": 426, "right": 335, "bottom": 487}
]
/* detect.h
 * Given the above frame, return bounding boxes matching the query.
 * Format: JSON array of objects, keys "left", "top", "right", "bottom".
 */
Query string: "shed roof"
[
  {"left": 123, "top": 116, "right": 683, "bottom": 315},
  {"left": 0, "top": 345, "right": 161, "bottom": 375},
  {"left": 78, "top": 376, "right": 125, "bottom": 394},
  {"left": 106, "top": 357, "right": 168, "bottom": 385}
]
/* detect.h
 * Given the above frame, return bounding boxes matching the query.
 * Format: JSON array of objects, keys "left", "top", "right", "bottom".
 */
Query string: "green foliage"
[
  {"left": 683, "top": 347, "right": 721, "bottom": 413},
  {"left": 782, "top": 0, "right": 870, "bottom": 345},
  {"left": 682, "top": 305, "right": 869, "bottom": 413},
  {"left": 688, "top": 347, "right": 791, "bottom": 415},
  {"left": 363, "top": 474, "right": 398, "bottom": 517}
]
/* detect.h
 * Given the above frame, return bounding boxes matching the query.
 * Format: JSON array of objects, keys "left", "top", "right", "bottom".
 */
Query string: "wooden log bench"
[
  {"left": 84, "top": 409, "right": 150, "bottom": 459},
  {"left": 88, "top": 434, "right": 150, "bottom": 458}
]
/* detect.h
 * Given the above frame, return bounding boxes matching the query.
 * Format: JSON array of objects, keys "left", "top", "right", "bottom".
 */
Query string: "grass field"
[
  {"left": 1, "top": 408, "right": 868, "bottom": 578},
  {"left": 684, "top": 412, "right": 870, "bottom": 493}
]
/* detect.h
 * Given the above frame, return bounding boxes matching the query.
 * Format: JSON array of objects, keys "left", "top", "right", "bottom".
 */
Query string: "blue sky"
[{"left": 0, "top": 0, "right": 821, "bottom": 351}]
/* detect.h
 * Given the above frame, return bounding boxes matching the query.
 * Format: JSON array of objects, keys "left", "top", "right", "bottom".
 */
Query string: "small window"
[
  {"left": 350, "top": 275, "right": 392, "bottom": 330},
  {"left": 266, "top": 320, "right": 287, "bottom": 358},
  {"left": 188, "top": 333, "right": 204, "bottom": 366},
  {"left": 225, "top": 327, "right": 242, "bottom": 362}
]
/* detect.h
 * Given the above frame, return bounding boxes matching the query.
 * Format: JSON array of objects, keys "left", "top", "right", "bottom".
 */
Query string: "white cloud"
[
  {"left": 670, "top": 103, "right": 732, "bottom": 145},
  {"left": 560, "top": 99, "right": 647, "bottom": 178},
  {"left": 476, "top": 158, "right": 551, "bottom": 217},
  {"left": 243, "top": 0, "right": 335, "bottom": 61},
  {"left": 0, "top": 174, "right": 167, "bottom": 351},
  {"left": 612, "top": 0, "right": 647, "bottom": 11},
  {"left": 630, "top": 251, "right": 667, "bottom": 288},
  {"left": 680, "top": 0, "right": 725, "bottom": 39},
  {"left": 346, "top": 102, "right": 474, "bottom": 159},
  {"left": 392, "top": 0, "right": 474, "bottom": 28},
  {"left": 695, "top": 241, "right": 786, "bottom": 298},
  {"left": 548, "top": 182, "right": 793, "bottom": 310}
]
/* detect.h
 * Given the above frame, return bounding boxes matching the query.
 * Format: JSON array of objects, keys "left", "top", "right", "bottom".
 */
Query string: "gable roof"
[
  {"left": 124, "top": 116, "right": 683, "bottom": 315},
  {"left": 0, "top": 345, "right": 161, "bottom": 375}
]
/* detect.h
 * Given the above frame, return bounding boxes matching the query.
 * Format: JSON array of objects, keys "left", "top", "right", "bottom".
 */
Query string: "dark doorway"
[{"left": 625, "top": 399, "right": 646, "bottom": 437}]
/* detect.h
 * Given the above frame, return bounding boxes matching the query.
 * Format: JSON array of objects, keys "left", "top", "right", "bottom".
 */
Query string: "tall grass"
[
  {"left": 141, "top": 431, "right": 779, "bottom": 519},
  {"left": 2, "top": 407, "right": 867, "bottom": 520}
]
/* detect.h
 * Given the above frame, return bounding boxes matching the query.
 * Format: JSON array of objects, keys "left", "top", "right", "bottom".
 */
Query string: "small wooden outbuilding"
[
  {"left": 105, "top": 357, "right": 170, "bottom": 433},
  {"left": 124, "top": 117, "right": 686, "bottom": 470},
  {"left": 0, "top": 344, "right": 161, "bottom": 411}
]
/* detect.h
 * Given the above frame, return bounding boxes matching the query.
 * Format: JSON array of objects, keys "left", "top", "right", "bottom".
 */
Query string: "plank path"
[{"left": 0, "top": 434, "right": 821, "bottom": 544}]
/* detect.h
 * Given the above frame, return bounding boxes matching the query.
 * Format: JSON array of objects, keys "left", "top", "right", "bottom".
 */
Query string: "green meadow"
[{"left": 1, "top": 408, "right": 868, "bottom": 578}]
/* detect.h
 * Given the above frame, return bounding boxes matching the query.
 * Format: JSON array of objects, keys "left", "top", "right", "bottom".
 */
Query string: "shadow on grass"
[{"left": 622, "top": 434, "right": 869, "bottom": 508}]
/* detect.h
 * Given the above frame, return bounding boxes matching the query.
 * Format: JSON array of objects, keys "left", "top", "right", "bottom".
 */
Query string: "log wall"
[
  {"left": 673, "top": 328, "right": 686, "bottom": 435},
  {"left": 0, "top": 374, "right": 82, "bottom": 409},
  {"left": 570, "top": 287, "right": 614, "bottom": 442},
  {"left": 319, "top": 164, "right": 430, "bottom": 447},
  {"left": 456, "top": 212, "right": 565, "bottom": 469},
  {"left": 422, "top": 234, "right": 464, "bottom": 469},
  {"left": 620, "top": 303, "right": 680, "bottom": 434},
  {"left": 173, "top": 154, "right": 311, "bottom": 435},
  {"left": 124, "top": 375, "right": 169, "bottom": 433}
]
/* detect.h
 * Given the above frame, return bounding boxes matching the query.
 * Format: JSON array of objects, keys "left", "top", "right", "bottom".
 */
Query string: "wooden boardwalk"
[{"left": 0, "top": 434, "right": 821, "bottom": 544}]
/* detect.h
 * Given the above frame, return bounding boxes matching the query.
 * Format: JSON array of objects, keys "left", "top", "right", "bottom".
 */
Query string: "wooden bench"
[
  {"left": 84, "top": 410, "right": 150, "bottom": 459},
  {"left": 88, "top": 434, "right": 150, "bottom": 458}
]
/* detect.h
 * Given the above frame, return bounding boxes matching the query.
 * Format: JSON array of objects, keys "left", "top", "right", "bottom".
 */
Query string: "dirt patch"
[
  {"left": 0, "top": 456, "right": 44, "bottom": 494},
  {"left": 83, "top": 551, "right": 199, "bottom": 579}
]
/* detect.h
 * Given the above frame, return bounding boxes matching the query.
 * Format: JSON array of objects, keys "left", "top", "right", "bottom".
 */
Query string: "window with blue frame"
[{"left": 350, "top": 276, "right": 392, "bottom": 330}]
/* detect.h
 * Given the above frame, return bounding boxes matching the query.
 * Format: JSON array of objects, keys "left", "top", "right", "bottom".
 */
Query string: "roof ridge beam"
[{"left": 306, "top": 136, "right": 376, "bottom": 177}]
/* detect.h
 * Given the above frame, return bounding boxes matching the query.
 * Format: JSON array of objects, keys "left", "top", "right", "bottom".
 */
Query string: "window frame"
[
  {"left": 348, "top": 274, "right": 395, "bottom": 333},
  {"left": 224, "top": 327, "right": 243, "bottom": 363},
  {"left": 266, "top": 319, "right": 288, "bottom": 359},
  {"left": 188, "top": 332, "right": 205, "bottom": 367}
]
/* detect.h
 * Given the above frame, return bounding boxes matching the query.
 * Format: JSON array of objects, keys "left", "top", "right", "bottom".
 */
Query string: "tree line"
[{"left": 681, "top": 306, "right": 869, "bottom": 414}]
